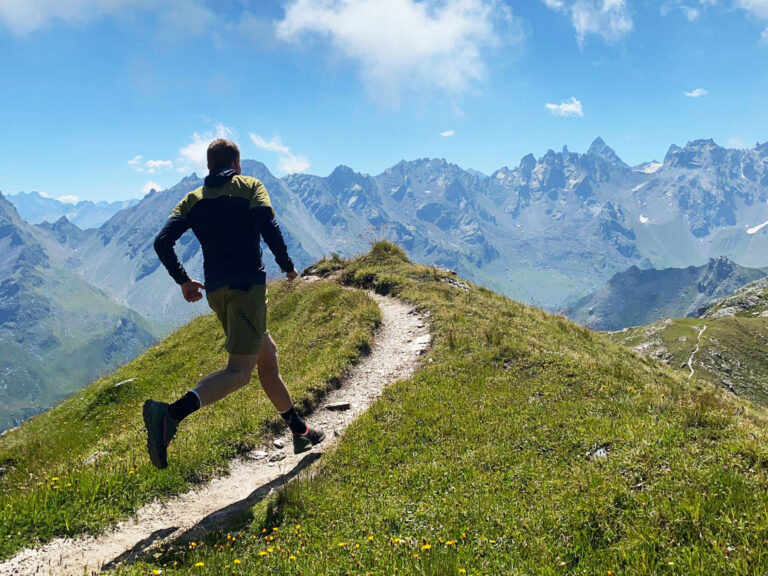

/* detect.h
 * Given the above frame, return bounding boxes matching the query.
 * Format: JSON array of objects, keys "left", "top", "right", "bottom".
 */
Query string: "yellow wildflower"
[
  {"left": 289, "top": 555, "right": 296, "bottom": 561},
  {"left": 194, "top": 562, "right": 204, "bottom": 567},
  {"left": 258, "top": 551, "right": 267, "bottom": 557},
  {"left": 421, "top": 544, "right": 432, "bottom": 550}
]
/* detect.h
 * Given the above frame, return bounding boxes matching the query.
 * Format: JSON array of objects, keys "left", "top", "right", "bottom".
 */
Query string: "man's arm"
[
  {"left": 249, "top": 181, "right": 296, "bottom": 276},
  {"left": 253, "top": 207, "right": 297, "bottom": 274},
  {"left": 154, "top": 215, "right": 192, "bottom": 285}
]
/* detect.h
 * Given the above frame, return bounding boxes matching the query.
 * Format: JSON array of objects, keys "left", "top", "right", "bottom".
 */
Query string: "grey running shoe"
[
  {"left": 293, "top": 427, "right": 325, "bottom": 454},
  {"left": 143, "top": 399, "right": 178, "bottom": 469}
]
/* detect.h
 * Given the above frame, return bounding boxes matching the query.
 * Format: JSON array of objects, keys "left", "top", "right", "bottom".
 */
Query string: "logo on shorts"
[{"left": 236, "top": 309, "right": 260, "bottom": 334}]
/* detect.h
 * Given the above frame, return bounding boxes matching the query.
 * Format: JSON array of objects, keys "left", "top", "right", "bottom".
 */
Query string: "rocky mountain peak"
[
  {"left": 665, "top": 139, "right": 726, "bottom": 169},
  {"left": 586, "top": 137, "right": 628, "bottom": 168},
  {"left": 518, "top": 153, "right": 536, "bottom": 173}
]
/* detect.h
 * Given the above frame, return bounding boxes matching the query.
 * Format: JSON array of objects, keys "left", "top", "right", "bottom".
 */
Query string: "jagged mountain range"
[
  {"left": 565, "top": 257, "right": 767, "bottom": 331},
  {"left": 7, "top": 191, "right": 138, "bottom": 229},
  {"left": 48, "top": 136, "right": 768, "bottom": 325}
]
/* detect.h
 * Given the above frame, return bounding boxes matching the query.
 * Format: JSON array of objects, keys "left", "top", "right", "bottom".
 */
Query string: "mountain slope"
[
  {"left": 567, "top": 257, "right": 766, "bottom": 330},
  {"left": 3, "top": 244, "right": 767, "bottom": 575},
  {"left": 115, "top": 244, "right": 767, "bottom": 575},
  {"left": 0, "top": 279, "right": 379, "bottom": 561},
  {"left": 609, "top": 276, "right": 768, "bottom": 407},
  {"left": 0, "top": 193, "right": 157, "bottom": 431}
]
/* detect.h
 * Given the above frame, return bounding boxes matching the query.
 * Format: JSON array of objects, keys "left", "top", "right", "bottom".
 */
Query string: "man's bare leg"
[
  {"left": 258, "top": 333, "right": 325, "bottom": 451},
  {"left": 194, "top": 353, "right": 258, "bottom": 406},
  {"left": 257, "top": 333, "right": 292, "bottom": 413}
]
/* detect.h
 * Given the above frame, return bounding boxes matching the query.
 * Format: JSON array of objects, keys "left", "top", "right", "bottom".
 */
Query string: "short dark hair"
[{"left": 207, "top": 139, "right": 240, "bottom": 170}]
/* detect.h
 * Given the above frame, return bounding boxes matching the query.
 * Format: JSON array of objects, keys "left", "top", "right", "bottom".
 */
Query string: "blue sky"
[{"left": 0, "top": 0, "right": 766, "bottom": 202}]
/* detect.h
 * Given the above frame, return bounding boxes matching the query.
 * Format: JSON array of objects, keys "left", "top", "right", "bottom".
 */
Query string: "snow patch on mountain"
[{"left": 747, "top": 220, "right": 768, "bottom": 235}]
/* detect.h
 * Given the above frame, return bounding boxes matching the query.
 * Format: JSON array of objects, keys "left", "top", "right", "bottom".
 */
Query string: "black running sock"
[
  {"left": 280, "top": 406, "right": 308, "bottom": 435},
  {"left": 168, "top": 391, "right": 201, "bottom": 423}
]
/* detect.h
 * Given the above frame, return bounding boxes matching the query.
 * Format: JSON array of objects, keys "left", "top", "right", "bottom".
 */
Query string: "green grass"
[
  {"left": 0, "top": 279, "right": 380, "bottom": 561},
  {"left": 107, "top": 243, "right": 768, "bottom": 576},
  {"left": 611, "top": 316, "right": 768, "bottom": 408}
]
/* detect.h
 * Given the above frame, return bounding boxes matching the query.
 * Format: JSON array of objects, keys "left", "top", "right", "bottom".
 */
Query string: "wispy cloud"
[
  {"left": 178, "top": 123, "right": 234, "bottom": 173},
  {"left": 57, "top": 195, "right": 80, "bottom": 204},
  {"left": 542, "top": 0, "right": 633, "bottom": 46},
  {"left": 737, "top": 0, "right": 768, "bottom": 20},
  {"left": 128, "top": 156, "right": 174, "bottom": 173},
  {"left": 727, "top": 137, "right": 748, "bottom": 149},
  {"left": 249, "top": 134, "right": 310, "bottom": 174},
  {"left": 0, "top": 0, "right": 214, "bottom": 36},
  {"left": 276, "top": 0, "right": 522, "bottom": 105},
  {"left": 684, "top": 88, "right": 708, "bottom": 98},
  {"left": 762, "top": 26, "right": 768, "bottom": 43},
  {"left": 440, "top": 129, "right": 456, "bottom": 137},
  {"left": 545, "top": 97, "right": 584, "bottom": 117},
  {"left": 142, "top": 181, "right": 161, "bottom": 194}
]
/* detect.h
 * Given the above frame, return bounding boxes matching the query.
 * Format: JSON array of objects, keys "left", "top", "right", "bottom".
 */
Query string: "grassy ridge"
[
  {"left": 0, "top": 280, "right": 380, "bottom": 561},
  {"left": 116, "top": 243, "right": 768, "bottom": 576},
  {"left": 611, "top": 316, "right": 768, "bottom": 408}
]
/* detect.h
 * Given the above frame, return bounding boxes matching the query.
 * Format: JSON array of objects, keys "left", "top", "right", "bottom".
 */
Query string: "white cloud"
[
  {"left": 57, "top": 195, "right": 80, "bottom": 204},
  {"left": 129, "top": 156, "right": 174, "bottom": 173},
  {"left": 276, "top": 0, "right": 521, "bottom": 104},
  {"left": 684, "top": 88, "right": 708, "bottom": 97},
  {"left": 144, "top": 159, "right": 173, "bottom": 173},
  {"left": 142, "top": 181, "right": 161, "bottom": 194},
  {"left": 681, "top": 6, "right": 700, "bottom": 20},
  {"left": 179, "top": 123, "right": 234, "bottom": 172},
  {"left": 545, "top": 97, "right": 584, "bottom": 117},
  {"left": 737, "top": 0, "right": 768, "bottom": 20},
  {"left": 440, "top": 129, "right": 456, "bottom": 137},
  {"left": 542, "top": 0, "right": 633, "bottom": 46},
  {"left": 250, "top": 133, "right": 311, "bottom": 174},
  {"left": 727, "top": 137, "right": 748, "bottom": 149}
]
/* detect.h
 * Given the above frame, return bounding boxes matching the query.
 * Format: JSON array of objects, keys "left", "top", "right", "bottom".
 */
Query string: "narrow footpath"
[
  {"left": 688, "top": 325, "right": 708, "bottom": 380},
  {"left": 0, "top": 291, "right": 430, "bottom": 576}
]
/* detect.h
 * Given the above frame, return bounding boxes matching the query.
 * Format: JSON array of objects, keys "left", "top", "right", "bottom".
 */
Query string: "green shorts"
[{"left": 206, "top": 285, "right": 267, "bottom": 355}]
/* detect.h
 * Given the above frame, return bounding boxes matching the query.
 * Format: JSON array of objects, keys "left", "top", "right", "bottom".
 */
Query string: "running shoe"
[
  {"left": 293, "top": 427, "right": 325, "bottom": 454},
  {"left": 143, "top": 399, "right": 177, "bottom": 469}
]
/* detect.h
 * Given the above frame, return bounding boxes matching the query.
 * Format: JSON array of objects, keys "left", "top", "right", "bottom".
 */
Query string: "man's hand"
[
  {"left": 286, "top": 268, "right": 299, "bottom": 281},
  {"left": 181, "top": 279, "right": 205, "bottom": 302}
]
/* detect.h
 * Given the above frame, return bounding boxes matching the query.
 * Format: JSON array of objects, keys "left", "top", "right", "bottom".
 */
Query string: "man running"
[{"left": 143, "top": 138, "right": 324, "bottom": 469}]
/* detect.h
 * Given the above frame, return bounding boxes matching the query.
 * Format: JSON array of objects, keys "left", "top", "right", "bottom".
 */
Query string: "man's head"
[{"left": 207, "top": 139, "right": 241, "bottom": 173}]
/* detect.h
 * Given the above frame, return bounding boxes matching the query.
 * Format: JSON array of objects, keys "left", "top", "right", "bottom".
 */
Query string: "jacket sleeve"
[
  {"left": 252, "top": 206, "right": 295, "bottom": 273},
  {"left": 249, "top": 180, "right": 294, "bottom": 273},
  {"left": 154, "top": 215, "right": 192, "bottom": 285}
]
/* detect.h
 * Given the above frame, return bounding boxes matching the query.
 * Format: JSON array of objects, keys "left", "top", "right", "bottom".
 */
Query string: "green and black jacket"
[{"left": 154, "top": 169, "right": 294, "bottom": 292}]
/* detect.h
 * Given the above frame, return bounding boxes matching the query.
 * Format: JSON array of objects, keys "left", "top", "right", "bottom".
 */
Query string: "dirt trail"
[
  {"left": 0, "top": 291, "right": 430, "bottom": 576},
  {"left": 687, "top": 325, "right": 708, "bottom": 380}
]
